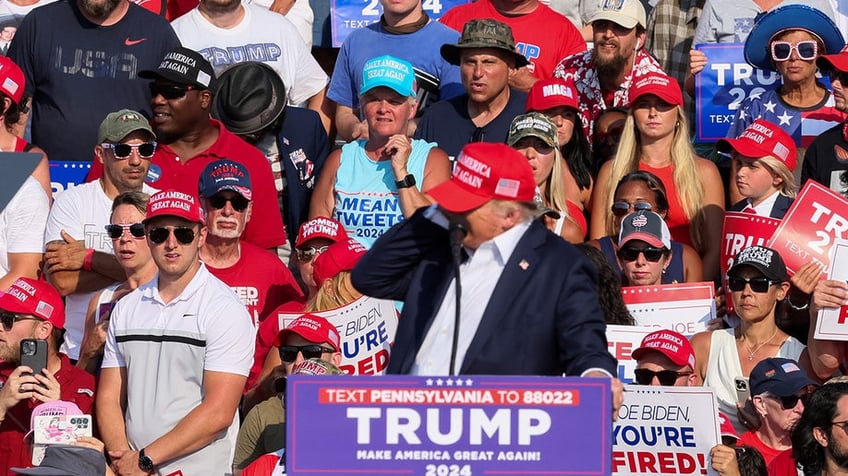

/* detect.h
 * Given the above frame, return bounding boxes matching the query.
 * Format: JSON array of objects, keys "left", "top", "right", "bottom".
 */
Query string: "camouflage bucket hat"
[{"left": 440, "top": 18, "right": 529, "bottom": 68}]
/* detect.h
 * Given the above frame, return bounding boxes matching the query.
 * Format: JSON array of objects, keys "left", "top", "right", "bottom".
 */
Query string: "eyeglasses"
[
  {"left": 105, "top": 223, "right": 146, "bottom": 239},
  {"left": 727, "top": 276, "right": 778, "bottom": 293},
  {"left": 829, "top": 70, "right": 848, "bottom": 84},
  {"left": 148, "top": 226, "right": 196, "bottom": 245},
  {"left": 208, "top": 195, "right": 250, "bottom": 212},
  {"left": 278, "top": 344, "right": 336, "bottom": 362},
  {"left": 296, "top": 245, "right": 329, "bottom": 262},
  {"left": 771, "top": 40, "right": 818, "bottom": 62},
  {"left": 149, "top": 83, "right": 195, "bottom": 100},
  {"left": 101, "top": 142, "right": 156, "bottom": 159},
  {"left": 617, "top": 246, "right": 668, "bottom": 262},
  {"left": 0, "top": 311, "right": 40, "bottom": 331},
  {"left": 633, "top": 368, "right": 693, "bottom": 386},
  {"left": 611, "top": 201, "right": 653, "bottom": 217},
  {"left": 767, "top": 393, "right": 810, "bottom": 410}
]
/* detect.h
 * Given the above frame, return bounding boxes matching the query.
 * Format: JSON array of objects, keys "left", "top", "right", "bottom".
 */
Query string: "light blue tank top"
[{"left": 334, "top": 139, "right": 433, "bottom": 248}]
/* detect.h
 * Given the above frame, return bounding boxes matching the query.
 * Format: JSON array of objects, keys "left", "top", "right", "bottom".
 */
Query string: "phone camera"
[
  {"left": 21, "top": 340, "right": 35, "bottom": 355},
  {"left": 735, "top": 380, "right": 747, "bottom": 391}
]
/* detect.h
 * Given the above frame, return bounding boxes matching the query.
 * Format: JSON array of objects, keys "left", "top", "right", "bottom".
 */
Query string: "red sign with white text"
[{"left": 769, "top": 181, "right": 848, "bottom": 276}]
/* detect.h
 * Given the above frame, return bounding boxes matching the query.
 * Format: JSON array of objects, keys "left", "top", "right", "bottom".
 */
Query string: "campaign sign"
[
  {"left": 621, "top": 282, "right": 716, "bottom": 336},
  {"left": 607, "top": 325, "right": 655, "bottom": 384},
  {"left": 614, "top": 386, "right": 720, "bottom": 476},
  {"left": 276, "top": 295, "right": 398, "bottom": 375},
  {"left": 694, "top": 43, "right": 780, "bottom": 141},
  {"left": 49, "top": 161, "right": 91, "bottom": 195},
  {"left": 331, "top": 0, "right": 469, "bottom": 47},
  {"left": 287, "top": 375, "right": 612, "bottom": 475},
  {"left": 813, "top": 239, "right": 848, "bottom": 341},
  {"left": 721, "top": 212, "right": 781, "bottom": 314},
  {"left": 769, "top": 180, "right": 848, "bottom": 276}
]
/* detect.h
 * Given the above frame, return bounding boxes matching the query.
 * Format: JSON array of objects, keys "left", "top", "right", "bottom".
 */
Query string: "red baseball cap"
[
  {"left": 312, "top": 238, "right": 367, "bottom": 285},
  {"left": 628, "top": 72, "right": 683, "bottom": 107},
  {"left": 296, "top": 216, "right": 348, "bottom": 248},
  {"left": 274, "top": 314, "right": 341, "bottom": 351},
  {"left": 717, "top": 119, "right": 797, "bottom": 171},
  {"left": 717, "top": 412, "right": 739, "bottom": 441},
  {"left": 144, "top": 190, "right": 206, "bottom": 225},
  {"left": 526, "top": 77, "right": 579, "bottom": 113},
  {"left": 0, "top": 278, "right": 65, "bottom": 329},
  {"left": 0, "top": 56, "right": 25, "bottom": 104},
  {"left": 631, "top": 329, "right": 696, "bottom": 369},
  {"left": 428, "top": 142, "right": 536, "bottom": 213},
  {"left": 818, "top": 44, "right": 848, "bottom": 72}
]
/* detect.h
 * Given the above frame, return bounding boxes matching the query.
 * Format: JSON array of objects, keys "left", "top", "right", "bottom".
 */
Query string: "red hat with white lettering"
[
  {"left": 0, "top": 278, "right": 65, "bottom": 329},
  {"left": 143, "top": 189, "right": 206, "bottom": 225},
  {"left": 526, "top": 77, "right": 579, "bottom": 112},
  {"left": 274, "top": 314, "right": 341, "bottom": 352},
  {"left": 628, "top": 72, "right": 683, "bottom": 107},
  {"left": 631, "top": 329, "right": 696, "bottom": 369},
  {"left": 428, "top": 142, "right": 536, "bottom": 213},
  {"left": 296, "top": 216, "right": 348, "bottom": 248},
  {"left": 716, "top": 119, "right": 797, "bottom": 171},
  {"left": 312, "top": 238, "right": 367, "bottom": 285}
]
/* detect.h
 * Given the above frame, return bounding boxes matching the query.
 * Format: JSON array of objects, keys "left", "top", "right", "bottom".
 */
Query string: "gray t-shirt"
[{"left": 693, "top": 0, "right": 835, "bottom": 45}]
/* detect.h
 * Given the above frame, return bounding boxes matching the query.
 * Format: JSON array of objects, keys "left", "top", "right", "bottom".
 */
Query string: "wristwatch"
[
  {"left": 395, "top": 174, "right": 416, "bottom": 189},
  {"left": 138, "top": 448, "right": 155, "bottom": 472}
]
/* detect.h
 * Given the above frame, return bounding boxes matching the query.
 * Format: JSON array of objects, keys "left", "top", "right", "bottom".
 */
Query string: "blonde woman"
[{"left": 590, "top": 72, "right": 724, "bottom": 279}]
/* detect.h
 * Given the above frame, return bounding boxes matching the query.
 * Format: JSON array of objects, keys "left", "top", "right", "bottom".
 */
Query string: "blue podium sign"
[{"left": 50, "top": 161, "right": 91, "bottom": 195}]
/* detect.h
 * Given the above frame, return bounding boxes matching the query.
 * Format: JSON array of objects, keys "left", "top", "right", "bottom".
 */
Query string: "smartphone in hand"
[{"left": 20, "top": 338, "right": 48, "bottom": 385}]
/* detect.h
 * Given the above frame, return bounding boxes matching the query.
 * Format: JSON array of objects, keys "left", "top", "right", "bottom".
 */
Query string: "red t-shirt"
[
  {"left": 242, "top": 452, "right": 282, "bottom": 476},
  {"left": 88, "top": 119, "right": 287, "bottom": 250},
  {"left": 638, "top": 162, "right": 693, "bottom": 247},
  {"left": 440, "top": 0, "right": 585, "bottom": 80},
  {"left": 738, "top": 430, "right": 788, "bottom": 467},
  {"left": 206, "top": 241, "right": 304, "bottom": 328},
  {"left": 766, "top": 448, "right": 798, "bottom": 476},
  {"left": 0, "top": 354, "right": 95, "bottom": 472},
  {"left": 246, "top": 300, "right": 306, "bottom": 391}
]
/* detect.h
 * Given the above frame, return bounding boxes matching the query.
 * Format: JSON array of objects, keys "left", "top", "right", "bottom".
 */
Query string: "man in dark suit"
[{"left": 351, "top": 142, "right": 622, "bottom": 408}]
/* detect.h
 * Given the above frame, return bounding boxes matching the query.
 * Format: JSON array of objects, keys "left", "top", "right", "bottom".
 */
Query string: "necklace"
[{"left": 742, "top": 329, "right": 779, "bottom": 361}]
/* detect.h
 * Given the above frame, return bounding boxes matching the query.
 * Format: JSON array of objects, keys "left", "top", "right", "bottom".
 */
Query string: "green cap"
[
  {"left": 97, "top": 109, "right": 155, "bottom": 143},
  {"left": 440, "top": 19, "right": 529, "bottom": 68},
  {"left": 507, "top": 112, "right": 558, "bottom": 149}
]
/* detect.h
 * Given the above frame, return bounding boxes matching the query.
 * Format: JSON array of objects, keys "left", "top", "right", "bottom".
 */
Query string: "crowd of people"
[{"left": 0, "top": 0, "right": 846, "bottom": 473}]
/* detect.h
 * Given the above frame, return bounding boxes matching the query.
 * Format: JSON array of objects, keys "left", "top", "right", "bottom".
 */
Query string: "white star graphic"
[
  {"left": 777, "top": 111, "right": 793, "bottom": 126},
  {"left": 435, "top": 378, "right": 444, "bottom": 386},
  {"left": 446, "top": 378, "right": 454, "bottom": 386},
  {"left": 465, "top": 378, "right": 473, "bottom": 386},
  {"left": 426, "top": 378, "right": 433, "bottom": 386},
  {"left": 455, "top": 379, "right": 464, "bottom": 387},
  {"left": 763, "top": 101, "right": 776, "bottom": 113}
]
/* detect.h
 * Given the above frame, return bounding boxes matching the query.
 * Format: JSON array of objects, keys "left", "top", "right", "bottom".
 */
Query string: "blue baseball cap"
[
  {"left": 360, "top": 55, "right": 417, "bottom": 97},
  {"left": 198, "top": 159, "right": 252, "bottom": 200},
  {"left": 750, "top": 357, "right": 817, "bottom": 397}
]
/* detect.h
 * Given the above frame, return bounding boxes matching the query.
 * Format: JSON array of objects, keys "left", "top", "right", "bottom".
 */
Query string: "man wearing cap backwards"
[
  {"left": 413, "top": 19, "right": 530, "bottom": 159},
  {"left": 310, "top": 54, "right": 450, "bottom": 249},
  {"left": 88, "top": 47, "right": 289, "bottom": 255},
  {"left": 0, "top": 278, "right": 95, "bottom": 473},
  {"left": 553, "top": 0, "right": 663, "bottom": 139},
  {"left": 6, "top": 0, "right": 178, "bottom": 163},
  {"left": 170, "top": 0, "right": 332, "bottom": 134},
  {"left": 439, "top": 0, "right": 585, "bottom": 91},
  {"left": 803, "top": 46, "right": 848, "bottom": 194},
  {"left": 197, "top": 159, "right": 304, "bottom": 329},
  {"left": 352, "top": 142, "right": 622, "bottom": 406},
  {"left": 328, "top": 0, "right": 463, "bottom": 142},
  {"left": 42, "top": 109, "right": 159, "bottom": 362},
  {"left": 234, "top": 314, "right": 341, "bottom": 473},
  {"left": 97, "top": 189, "right": 254, "bottom": 475}
]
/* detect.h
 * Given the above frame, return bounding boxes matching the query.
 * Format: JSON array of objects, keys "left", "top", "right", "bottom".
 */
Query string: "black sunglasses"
[
  {"left": 101, "top": 142, "right": 156, "bottom": 159},
  {"left": 148, "top": 226, "right": 196, "bottom": 245},
  {"left": 611, "top": 201, "right": 653, "bottom": 217},
  {"left": 149, "top": 83, "right": 195, "bottom": 100},
  {"left": 617, "top": 246, "right": 668, "bottom": 262},
  {"left": 727, "top": 276, "right": 777, "bottom": 293},
  {"left": 105, "top": 223, "right": 146, "bottom": 239},
  {"left": 0, "top": 310, "right": 40, "bottom": 331},
  {"left": 634, "top": 369, "right": 692, "bottom": 386},
  {"left": 278, "top": 344, "right": 336, "bottom": 362},
  {"left": 296, "top": 245, "right": 329, "bottom": 263},
  {"left": 208, "top": 195, "right": 250, "bottom": 212},
  {"left": 768, "top": 393, "right": 810, "bottom": 410}
]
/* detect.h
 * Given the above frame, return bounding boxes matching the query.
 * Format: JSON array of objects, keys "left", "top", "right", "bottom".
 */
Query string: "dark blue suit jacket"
[
  {"left": 351, "top": 208, "right": 617, "bottom": 376},
  {"left": 729, "top": 194, "right": 793, "bottom": 219}
]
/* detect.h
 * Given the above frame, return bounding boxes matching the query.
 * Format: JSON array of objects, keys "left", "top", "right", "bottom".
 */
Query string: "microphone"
[{"left": 448, "top": 220, "right": 467, "bottom": 376}]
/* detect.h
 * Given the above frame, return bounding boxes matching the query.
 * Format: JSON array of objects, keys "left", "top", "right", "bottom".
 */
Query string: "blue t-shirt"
[{"left": 327, "top": 21, "right": 463, "bottom": 111}]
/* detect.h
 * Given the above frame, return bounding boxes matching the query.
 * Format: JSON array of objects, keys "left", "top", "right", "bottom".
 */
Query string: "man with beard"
[
  {"left": 783, "top": 381, "right": 848, "bottom": 475},
  {"left": 0, "top": 278, "right": 95, "bottom": 473},
  {"left": 42, "top": 110, "right": 159, "bottom": 362},
  {"left": 6, "top": 0, "right": 178, "bottom": 162},
  {"left": 553, "top": 0, "right": 664, "bottom": 139},
  {"left": 197, "top": 159, "right": 304, "bottom": 329}
]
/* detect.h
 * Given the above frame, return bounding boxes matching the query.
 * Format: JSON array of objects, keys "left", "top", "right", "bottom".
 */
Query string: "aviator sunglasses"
[{"left": 611, "top": 201, "right": 653, "bottom": 217}]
